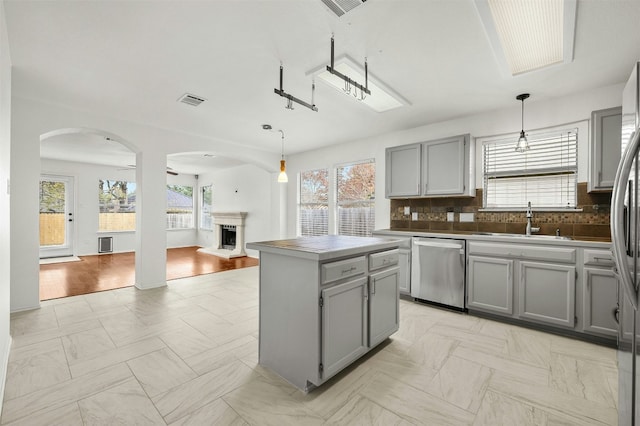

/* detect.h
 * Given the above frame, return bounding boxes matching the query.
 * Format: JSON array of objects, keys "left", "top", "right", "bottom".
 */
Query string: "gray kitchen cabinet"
[
  {"left": 368, "top": 267, "right": 400, "bottom": 347},
  {"left": 321, "top": 276, "right": 369, "bottom": 379},
  {"left": 467, "top": 255, "right": 514, "bottom": 316},
  {"left": 385, "top": 143, "right": 421, "bottom": 197},
  {"left": 398, "top": 248, "right": 411, "bottom": 294},
  {"left": 589, "top": 106, "right": 622, "bottom": 192},
  {"left": 518, "top": 261, "right": 576, "bottom": 328},
  {"left": 583, "top": 267, "right": 619, "bottom": 337},
  {"left": 421, "top": 134, "right": 469, "bottom": 196},
  {"left": 247, "top": 236, "right": 400, "bottom": 391}
]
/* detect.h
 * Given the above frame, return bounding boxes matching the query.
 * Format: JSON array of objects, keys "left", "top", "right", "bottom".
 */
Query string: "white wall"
[
  {"left": 10, "top": 96, "right": 280, "bottom": 311},
  {"left": 285, "top": 83, "right": 624, "bottom": 237},
  {"left": 197, "top": 164, "right": 278, "bottom": 257},
  {"left": 0, "top": 0, "right": 11, "bottom": 414}
]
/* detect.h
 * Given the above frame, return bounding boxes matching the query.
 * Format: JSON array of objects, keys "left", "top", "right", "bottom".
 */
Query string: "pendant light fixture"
[
  {"left": 515, "top": 93, "right": 530, "bottom": 152},
  {"left": 263, "top": 124, "right": 288, "bottom": 183},
  {"left": 277, "top": 129, "right": 288, "bottom": 183}
]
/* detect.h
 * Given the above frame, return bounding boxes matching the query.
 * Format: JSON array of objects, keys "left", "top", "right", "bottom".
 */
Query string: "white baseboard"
[{"left": 0, "top": 335, "right": 12, "bottom": 419}]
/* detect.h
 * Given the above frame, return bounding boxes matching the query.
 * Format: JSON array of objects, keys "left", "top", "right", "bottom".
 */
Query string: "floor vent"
[
  {"left": 320, "top": 0, "right": 367, "bottom": 17},
  {"left": 98, "top": 237, "right": 113, "bottom": 254},
  {"left": 177, "top": 93, "right": 206, "bottom": 107}
]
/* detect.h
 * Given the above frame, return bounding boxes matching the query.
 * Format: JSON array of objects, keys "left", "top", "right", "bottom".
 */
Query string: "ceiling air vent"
[
  {"left": 178, "top": 93, "right": 206, "bottom": 107},
  {"left": 320, "top": 0, "right": 367, "bottom": 17}
]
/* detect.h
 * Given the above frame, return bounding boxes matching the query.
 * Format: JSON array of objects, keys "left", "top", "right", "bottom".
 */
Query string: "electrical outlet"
[
  {"left": 404, "top": 206, "right": 410, "bottom": 216},
  {"left": 411, "top": 212, "right": 418, "bottom": 221},
  {"left": 447, "top": 212, "right": 455, "bottom": 222}
]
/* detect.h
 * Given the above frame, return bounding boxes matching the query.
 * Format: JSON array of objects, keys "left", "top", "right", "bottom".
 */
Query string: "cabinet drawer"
[
  {"left": 468, "top": 242, "right": 576, "bottom": 263},
  {"left": 369, "top": 249, "right": 399, "bottom": 271},
  {"left": 583, "top": 249, "right": 614, "bottom": 267},
  {"left": 321, "top": 256, "right": 367, "bottom": 285}
]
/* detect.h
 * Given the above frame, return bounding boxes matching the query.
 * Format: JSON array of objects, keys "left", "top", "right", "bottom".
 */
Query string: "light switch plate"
[
  {"left": 447, "top": 212, "right": 455, "bottom": 222},
  {"left": 411, "top": 212, "right": 418, "bottom": 221},
  {"left": 459, "top": 212, "right": 474, "bottom": 222},
  {"left": 404, "top": 206, "right": 410, "bottom": 216}
]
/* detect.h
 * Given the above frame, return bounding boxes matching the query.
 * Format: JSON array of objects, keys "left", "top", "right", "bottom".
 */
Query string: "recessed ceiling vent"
[
  {"left": 178, "top": 93, "right": 206, "bottom": 107},
  {"left": 320, "top": 0, "right": 367, "bottom": 17}
]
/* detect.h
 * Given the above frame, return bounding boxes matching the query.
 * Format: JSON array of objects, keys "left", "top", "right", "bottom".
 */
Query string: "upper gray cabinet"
[
  {"left": 385, "top": 134, "right": 474, "bottom": 198},
  {"left": 589, "top": 106, "right": 622, "bottom": 192},
  {"left": 385, "top": 143, "right": 422, "bottom": 197}
]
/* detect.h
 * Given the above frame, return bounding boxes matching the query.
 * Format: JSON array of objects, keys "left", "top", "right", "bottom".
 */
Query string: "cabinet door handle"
[
  {"left": 371, "top": 280, "right": 376, "bottom": 294},
  {"left": 364, "top": 283, "right": 369, "bottom": 301}
]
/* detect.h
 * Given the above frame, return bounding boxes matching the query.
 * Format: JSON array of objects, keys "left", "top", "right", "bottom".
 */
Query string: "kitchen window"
[
  {"left": 298, "top": 168, "right": 329, "bottom": 236},
  {"left": 166, "top": 185, "right": 194, "bottom": 229},
  {"left": 483, "top": 128, "right": 577, "bottom": 209},
  {"left": 336, "top": 159, "right": 375, "bottom": 237}
]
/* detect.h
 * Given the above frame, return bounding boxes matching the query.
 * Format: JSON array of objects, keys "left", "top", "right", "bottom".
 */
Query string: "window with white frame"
[
  {"left": 166, "top": 185, "right": 194, "bottom": 229},
  {"left": 483, "top": 128, "right": 577, "bottom": 209},
  {"left": 200, "top": 184, "right": 213, "bottom": 230},
  {"left": 298, "top": 169, "right": 329, "bottom": 236},
  {"left": 98, "top": 179, "right": 136, "bottom": 231},
  {"left": 336, "top": 160, "right": 375, "bottom": 237}
]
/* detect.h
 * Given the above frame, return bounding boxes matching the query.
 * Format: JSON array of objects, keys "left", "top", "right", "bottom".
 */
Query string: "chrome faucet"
[{"left": 526, "top": 202, "right": 540, "bottom": 236}]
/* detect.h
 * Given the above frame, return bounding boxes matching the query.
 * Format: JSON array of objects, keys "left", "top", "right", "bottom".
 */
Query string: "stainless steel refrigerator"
[{"left": 611, "top": 60, "right": 640, "bottom": 426}]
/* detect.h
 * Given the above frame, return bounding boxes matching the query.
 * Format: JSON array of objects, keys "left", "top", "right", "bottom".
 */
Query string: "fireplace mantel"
[{"left": 198, "top": 212, "right": 248, "bottom": 259}]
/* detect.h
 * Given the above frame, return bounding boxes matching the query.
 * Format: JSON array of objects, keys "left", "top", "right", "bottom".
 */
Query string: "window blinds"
[{"left": 483, "top": 129, "right": 577, "bottom": 209}]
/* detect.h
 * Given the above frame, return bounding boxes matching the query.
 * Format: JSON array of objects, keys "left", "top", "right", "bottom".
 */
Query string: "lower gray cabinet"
[
  {"left": 583, "top": 267, "right": 619, "bottom": 337},
  {"left": 321, "top": 276, "right": 368, "bottom": 380},
  {"left": 518, "top": 261, "right": 576, "bottom": 328},
  {"left": 369, "top": 267, "right": 400, "bottom": 347},
  {"left": 467, "top": 255, "right": 514, "bottom": 315},
  {"left": 398, "top": 248, "right": 411, "bottom": 294}
]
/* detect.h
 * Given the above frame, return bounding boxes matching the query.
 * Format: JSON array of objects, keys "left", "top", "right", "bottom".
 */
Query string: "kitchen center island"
[{"left": 246, "top": 235, "right": 401, "bottom": 392}]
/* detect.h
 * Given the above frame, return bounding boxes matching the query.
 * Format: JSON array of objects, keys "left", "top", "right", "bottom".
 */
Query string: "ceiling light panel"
[
  {"left": 475, "top": 0, "right": 576, "bottom": 76},
  {"left": 311, "top": 57, "right": 409, "bottom": 113}
]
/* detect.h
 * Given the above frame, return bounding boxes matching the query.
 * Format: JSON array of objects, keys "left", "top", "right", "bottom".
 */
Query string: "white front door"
[{"left": 39, "top": 175, "right": 74, "bottom": 258}]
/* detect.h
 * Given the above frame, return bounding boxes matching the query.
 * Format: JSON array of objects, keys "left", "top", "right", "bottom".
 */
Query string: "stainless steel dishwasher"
[{"left": 411, "top": 237, "right": 466, "bottom": 310}]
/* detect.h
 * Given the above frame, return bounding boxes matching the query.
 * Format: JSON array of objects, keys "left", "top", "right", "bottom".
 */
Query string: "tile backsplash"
[{"left": 389, "top": 183, "right": 612, "bottom": 240}]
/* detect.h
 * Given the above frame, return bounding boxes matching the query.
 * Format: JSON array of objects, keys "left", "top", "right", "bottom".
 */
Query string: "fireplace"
[
  {"left": 198, "top": 212, "right": 247, "bottom": 259},
  {"left": 221, "top": 225, "right": 236, "bottom": 250}
]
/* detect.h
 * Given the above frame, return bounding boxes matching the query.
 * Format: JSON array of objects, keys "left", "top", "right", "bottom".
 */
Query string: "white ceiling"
[{"left": 5, "top": 0, "right": 640, "bottom": 174}]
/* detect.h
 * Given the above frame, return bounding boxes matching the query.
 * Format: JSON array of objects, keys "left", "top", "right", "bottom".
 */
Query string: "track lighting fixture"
[
  {"left": 326, "top": 36, "right": 370, "bottom": 100},
  {"left": 273, "top": 63, "right": 318, "bottom": 112}
]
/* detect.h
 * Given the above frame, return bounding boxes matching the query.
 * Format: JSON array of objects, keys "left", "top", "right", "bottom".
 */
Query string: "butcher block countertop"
[{"left": 246, "top": 235, "right": 401, "bottom": 261}]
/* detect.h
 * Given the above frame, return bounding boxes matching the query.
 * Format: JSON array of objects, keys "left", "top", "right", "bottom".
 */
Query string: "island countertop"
[{"left": 246, "top": 235, "right": 401, "bottom": 261}]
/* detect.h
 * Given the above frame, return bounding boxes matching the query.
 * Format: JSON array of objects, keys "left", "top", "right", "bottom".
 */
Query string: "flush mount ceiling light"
[
  {"left": 273, "top": 64, "right": 318, "bottom": 112},
  {"left": 307, "top": 41, "right": 409, "bottom": 113},
  {"left": 474, "top": 0, "right": 577, "bottom": 76},
  {"left": 515, "top": 93, "right": 530, "bottom": 152},
  {"left": 262, "top": 124, "right": 288, "bottom": 183}
]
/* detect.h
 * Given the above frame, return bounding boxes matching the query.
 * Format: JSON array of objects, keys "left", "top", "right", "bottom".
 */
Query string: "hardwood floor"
[{"left": 39, "top": 246, "right": 259, "bottom": 301}]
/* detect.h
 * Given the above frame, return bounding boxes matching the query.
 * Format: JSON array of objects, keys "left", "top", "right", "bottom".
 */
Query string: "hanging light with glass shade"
[
  {"left": 277, "top": 129, "right": 288, "bottom": 183},
  {"left": 263, "top": 124, "right": 288, "bottom": 183},
  {"left": 515, "top": 93, "right": 530, "bottom": 152}
]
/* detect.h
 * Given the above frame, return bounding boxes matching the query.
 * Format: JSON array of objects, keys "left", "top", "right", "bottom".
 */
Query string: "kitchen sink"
[{"left": 473, "top": 232, "right": 573, "bottom": 241}]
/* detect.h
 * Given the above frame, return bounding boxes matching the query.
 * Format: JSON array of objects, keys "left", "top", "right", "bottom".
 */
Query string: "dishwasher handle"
[{"left": 413, "top": 240, "right": 464, "bottom": 251}]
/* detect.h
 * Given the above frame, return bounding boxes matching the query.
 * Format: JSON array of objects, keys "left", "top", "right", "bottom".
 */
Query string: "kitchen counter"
[
  {"left": 249, "top": 235, "right": 401, "bottom": 391},
  {"left": 247, "top": 235, "right": 402, "bottom": 261},
  {"left": 373, "top": 229, "right": 611, "bottom": 248}
]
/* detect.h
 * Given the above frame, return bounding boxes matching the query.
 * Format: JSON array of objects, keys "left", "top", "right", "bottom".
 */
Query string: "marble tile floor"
[{"left": 2, "top": 266, "right": 618, "bottom": 425}]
